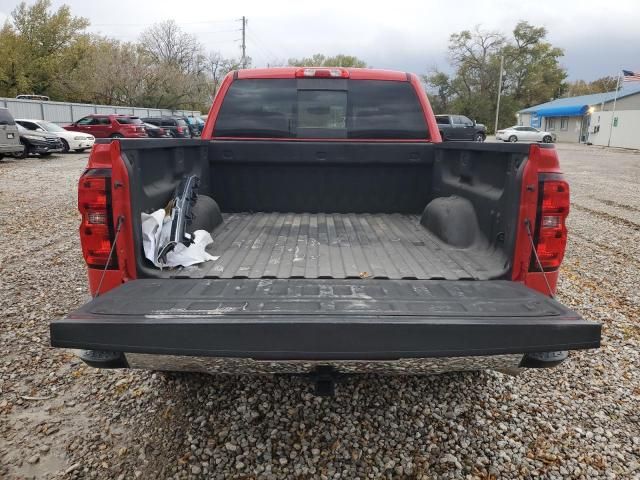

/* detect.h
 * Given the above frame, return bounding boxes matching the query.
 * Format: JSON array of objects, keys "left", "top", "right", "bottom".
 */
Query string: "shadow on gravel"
[{"left": 141, "top": 371, "right": 502, "bottom": 477}]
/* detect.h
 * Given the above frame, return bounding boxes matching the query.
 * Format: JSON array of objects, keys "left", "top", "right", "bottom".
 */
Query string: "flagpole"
[{"left": 607, "top": 71, "right": 622, "bottom": 147}]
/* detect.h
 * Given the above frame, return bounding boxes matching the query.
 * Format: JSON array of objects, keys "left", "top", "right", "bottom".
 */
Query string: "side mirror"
[{"left": 472, "top": 119, "right": 477, "bottom": 126}]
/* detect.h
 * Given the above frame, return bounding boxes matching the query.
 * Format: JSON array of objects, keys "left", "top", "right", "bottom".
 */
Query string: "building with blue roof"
[{"left": 517, "top": 84, "right": 640, "bottom": 144}]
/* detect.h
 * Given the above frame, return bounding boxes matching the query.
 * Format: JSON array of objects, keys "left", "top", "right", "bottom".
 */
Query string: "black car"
[
  {"left": 15, "top": 123, "right": 64, "bottom": 157},
  {"left": 143, "top": 122, "right": 171, "bottom": 138},
  {"left": 435, "top": 114, "right": 487, "bottom": 142},
  {"left": 141, "top": 117, "right": 191, "bottom": 138}
]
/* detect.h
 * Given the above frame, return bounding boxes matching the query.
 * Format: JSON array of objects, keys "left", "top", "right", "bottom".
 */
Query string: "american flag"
[{"left": 622, "top": 69, "right": 640, "bottom": 82}]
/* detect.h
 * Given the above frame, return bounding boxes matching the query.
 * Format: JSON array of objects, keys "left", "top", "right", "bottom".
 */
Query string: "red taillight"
[
  {"left": 78, "top": 170, "right": 117, "bottom": 268},
  {"left": 176, "top": 126, "right": 184, "bottom": 133},
  {"left": 295, "top": 67, "right": 350, "bottom": 78},
  {"left": 533, "top": 178, "right": 569, "bottom": 270}
]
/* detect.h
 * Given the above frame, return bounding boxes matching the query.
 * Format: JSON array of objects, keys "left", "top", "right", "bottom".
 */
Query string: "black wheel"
[
  {"left": 508, "top": 135, "right": 518, "bottom": 143},
  {"left": 74, "top": 148, "right": 88, "bottom": 152},
  {"left": 474, "top": 133, "right": 486, "bottom": 142},
  {"left": 16, "top": 140, "right": 29, "bottom": 158},
  {"left": 542, "top": 135, "right": 553, "bottom": 143},
  {"left": 60, "top": 138, "right": 70, "bottom": 153},
  {"left": 110, "top": 133, "right": 124, "bottom": 139}
]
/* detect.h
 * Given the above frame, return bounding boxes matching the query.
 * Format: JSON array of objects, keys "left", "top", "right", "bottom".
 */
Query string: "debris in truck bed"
[{"left": 141, "top": 209, "right": 218, "bottom": 268}]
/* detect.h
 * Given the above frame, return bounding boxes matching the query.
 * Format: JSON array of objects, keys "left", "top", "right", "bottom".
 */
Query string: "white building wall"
[
  {"left": 595, "top": 94, "right": 640, "bottom": 111},
  {"left": 588, "top": 110, "right": 640, "bottom": 149}
]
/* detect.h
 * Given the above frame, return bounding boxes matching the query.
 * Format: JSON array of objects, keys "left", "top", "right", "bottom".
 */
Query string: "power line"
[
  {"left": 245, "top": 31, "right": 280, "bottom": 64},
  {"left": 247, "top": 28, "right": 288, "bottom": 62},
  {"left": 91, "top": 18, "right": 237, "bottom": 27},
  {"left": 245, "top": 34, "right": 272, "bottom": 66}
]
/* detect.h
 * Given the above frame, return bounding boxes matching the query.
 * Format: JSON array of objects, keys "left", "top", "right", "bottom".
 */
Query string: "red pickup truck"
[{"left": 51, "top": 67, "right": 600, "bottom": 392}]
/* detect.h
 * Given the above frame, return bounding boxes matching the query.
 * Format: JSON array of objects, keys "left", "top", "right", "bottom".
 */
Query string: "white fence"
[{"left": 0, "top": 97, "right": 201, "bottom": 124}]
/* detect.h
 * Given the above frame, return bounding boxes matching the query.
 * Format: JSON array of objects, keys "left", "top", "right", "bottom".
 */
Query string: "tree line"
[
  {"left": 0, "top": 1, "right": 613, "bottom": 122},
  {"left": 0, "top": 0, "right": 243, "bottom": 111},
  {"left": 423, "top": 22, "right": 619, "bottom": 131}
]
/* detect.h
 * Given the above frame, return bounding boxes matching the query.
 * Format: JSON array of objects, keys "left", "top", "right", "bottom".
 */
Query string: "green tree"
[
  {"left": 2, "top": 0, "right": 89, "bottom": 96},
  {"left": 288, "top": 54, "right": 367, "bottom": 68},
  {"left": 424, "top": 22, "right": 566, "bottom": 131},
  {"left": 0, "top": 2, "right": 248, "bottom": 111},
  {"left": 502, "top": 22, "right": 566, "bottom": 107},
  {"left": 564, "top": 76, "right": 618, "bottom": 97}
]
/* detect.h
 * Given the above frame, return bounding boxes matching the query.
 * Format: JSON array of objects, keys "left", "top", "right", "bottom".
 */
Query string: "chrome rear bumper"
[{"left": 124, "top": 352, "right": 525, "bottom": 375}]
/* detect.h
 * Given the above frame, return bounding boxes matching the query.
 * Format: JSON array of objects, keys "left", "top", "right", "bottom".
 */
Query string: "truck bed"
[{"left": 173, "top": 212, "right": 504, "bottom": 280}]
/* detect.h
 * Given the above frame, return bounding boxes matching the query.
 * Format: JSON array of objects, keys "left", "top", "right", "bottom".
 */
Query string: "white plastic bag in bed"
[{"left": 141, "top": 209, "right": 218, "bottom": 268}]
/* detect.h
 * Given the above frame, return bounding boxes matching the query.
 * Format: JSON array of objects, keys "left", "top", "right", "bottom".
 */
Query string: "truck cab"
[{"left": 436, "top": 114, "right": 487, "bottom": 142}]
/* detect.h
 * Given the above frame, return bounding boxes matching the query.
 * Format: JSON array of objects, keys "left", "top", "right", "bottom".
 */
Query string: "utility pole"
[
  {"left": 240, "top": 16, "right": 247, "bottom": 68},
  {"left": 493, "top": 55, "right": 504, "bottom": 135},
  {"left": 607, "top": 70, "right": 621, "bottom": 147}
]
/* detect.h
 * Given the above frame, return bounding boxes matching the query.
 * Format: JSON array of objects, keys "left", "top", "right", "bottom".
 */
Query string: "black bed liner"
[
  {"left": 177, "top": 213, "right": 505, "bottom": 280},
  {"left": 51, "top": 279, "right": 600, "bottom": 360}
]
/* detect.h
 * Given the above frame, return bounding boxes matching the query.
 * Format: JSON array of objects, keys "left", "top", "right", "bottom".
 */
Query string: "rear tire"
[
  {"left": 17, "top": 140, "right": 29, "bottom": 159},
  {"left": 60, "top": 139, "right": 70, "bottom": 153},
  {"left": 474, "top": 133, "right": 486, "bottom": 142},
  {"left": 508, "top": 135, "right": 518, "bottom": 143},
  {"left": 110, "top": 133, "right": 124, "bottom": 139},
  {"left": 543, "top": 135, "right": 553, "bottom": 143}
]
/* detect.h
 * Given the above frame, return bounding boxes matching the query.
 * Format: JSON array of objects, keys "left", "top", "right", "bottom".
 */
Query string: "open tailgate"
[{"left": 50, "top": 279, "right": 600, "bottom": 360}]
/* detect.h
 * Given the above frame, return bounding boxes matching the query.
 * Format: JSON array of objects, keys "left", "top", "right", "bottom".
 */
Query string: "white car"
[
  {"left": 15, "top": 119, "right": 95, "bottom": 153},
  {"left": 496, "top": 126, "right": 555, "bottom": 143}
]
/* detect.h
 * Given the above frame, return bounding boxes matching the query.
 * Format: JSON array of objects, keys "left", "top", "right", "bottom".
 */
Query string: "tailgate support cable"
[
  {"left": 524, "top": 219, "right": 554, "bottom": 298},
  {"left": 95, "top": 215, "right": 124, "bottom": 298}
]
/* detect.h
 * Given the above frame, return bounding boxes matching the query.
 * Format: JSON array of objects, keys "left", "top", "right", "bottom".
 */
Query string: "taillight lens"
[
  {"left": 176, "top": 126, "right": 184, "bottom": 133},
  {"left": 78, "top": 170, "right": 117, "bottom": 268},
  {"left": 533, "top": 178, "right": 569, "bottom": 270}
]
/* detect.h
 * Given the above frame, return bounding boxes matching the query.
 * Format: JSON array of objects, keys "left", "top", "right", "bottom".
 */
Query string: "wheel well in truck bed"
[{"left": 116, "top": 139, "right": 529, "bottom": 280}]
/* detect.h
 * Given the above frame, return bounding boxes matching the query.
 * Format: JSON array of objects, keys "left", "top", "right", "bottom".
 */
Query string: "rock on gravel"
[{"left": 1, "top": 146, "right": 639, "bottom": 479}]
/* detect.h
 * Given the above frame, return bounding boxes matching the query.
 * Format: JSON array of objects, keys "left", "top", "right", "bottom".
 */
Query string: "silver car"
[
  {"left": 496, "top": 126, "right": 555, "bottom": 143},
  {"left": 0, "top": 108, "right": 24, "bottom": 159}
]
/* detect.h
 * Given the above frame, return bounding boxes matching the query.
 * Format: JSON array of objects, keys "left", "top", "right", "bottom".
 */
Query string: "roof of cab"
[{"left": 236, "top": 67, "right": 409, "bottom": 81}]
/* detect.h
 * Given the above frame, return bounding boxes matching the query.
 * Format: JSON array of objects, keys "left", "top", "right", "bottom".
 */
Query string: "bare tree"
[
  {"left": 205, "top": 52, "right": 243, "bottom": 101},
  {"left": 139, "top": 20, "right": 205, "bottom": 74}
]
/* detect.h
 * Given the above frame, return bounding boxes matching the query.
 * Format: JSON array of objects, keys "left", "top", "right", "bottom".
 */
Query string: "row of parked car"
[
  {"left": 0, "top": 109, "right": 205, "bottom": 159},
  {"left": 66, "top": 114, "right": 204, "bottom": 140}
]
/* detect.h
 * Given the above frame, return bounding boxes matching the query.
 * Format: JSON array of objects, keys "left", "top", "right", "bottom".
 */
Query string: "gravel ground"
[{"left": 1, "top": 144, "right": 639, "bottom": 479}]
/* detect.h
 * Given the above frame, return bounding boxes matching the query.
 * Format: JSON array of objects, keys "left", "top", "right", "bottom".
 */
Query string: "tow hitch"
[{"left": 308, "top": 366, "right": 344, "bottom": 397}]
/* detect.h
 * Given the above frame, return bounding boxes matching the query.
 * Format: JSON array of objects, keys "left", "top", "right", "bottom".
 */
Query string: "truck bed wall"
[
  {"left": 116, "top": 139, "right": 530, "bottom": 279},
  {"left": 208, "top": 141, "right": 434, "bottom": 213}
]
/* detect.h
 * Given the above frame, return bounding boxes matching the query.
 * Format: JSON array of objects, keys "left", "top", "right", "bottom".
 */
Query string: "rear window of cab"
[
  {"left": 214, "top": 79, "right": 428, "bottom": 139},
  {"left": 115, "top": 117, "right": 143, "bottom": 125}
]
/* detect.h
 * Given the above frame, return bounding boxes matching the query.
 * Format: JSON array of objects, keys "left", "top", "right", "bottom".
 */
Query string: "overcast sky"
[{"left": 1, "top": 0, "right": 638, "bottom": 80}]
